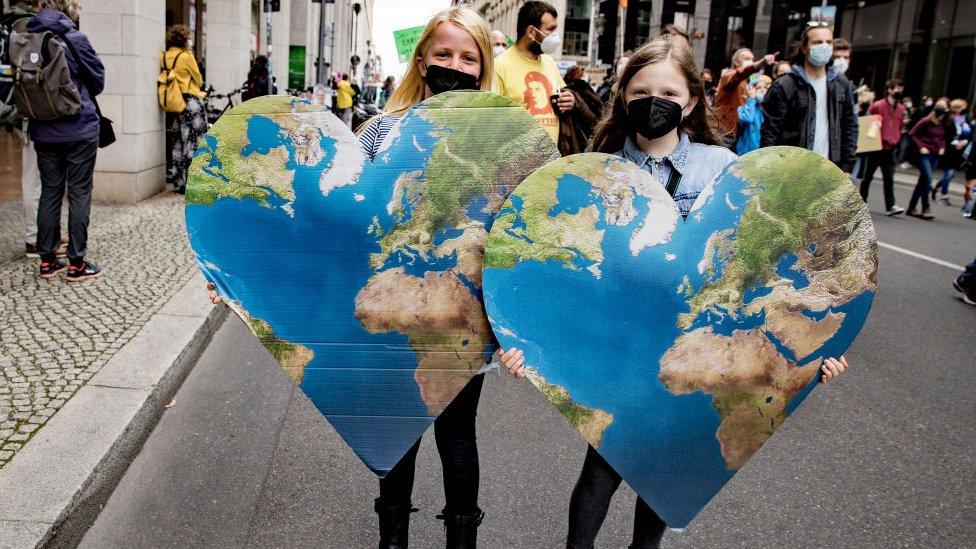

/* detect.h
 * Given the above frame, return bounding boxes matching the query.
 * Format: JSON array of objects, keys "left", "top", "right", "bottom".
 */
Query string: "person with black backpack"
[
  {"left": 1, "top": 0, "right": 66, "bottom": 259},
  {"left": 14, "top": 0, "right": 105, "bottom": 281}
]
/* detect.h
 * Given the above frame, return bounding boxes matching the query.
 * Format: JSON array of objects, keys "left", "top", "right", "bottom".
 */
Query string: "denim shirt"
[{"left": 618, "top": 132, "right": 737, "bottom": 216}]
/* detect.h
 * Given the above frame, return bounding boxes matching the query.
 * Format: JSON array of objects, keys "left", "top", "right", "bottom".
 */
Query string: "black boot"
[
  {"left": 437, "top": 507, "right": 484, "bottom": 549},
  {"left": 374, "top": 497, "right": 417, "bottom": 549}
]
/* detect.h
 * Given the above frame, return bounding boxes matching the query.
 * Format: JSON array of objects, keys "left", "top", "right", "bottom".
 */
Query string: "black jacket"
[{"left": 761, "top": 65, "right": 858, "bottom": 172}]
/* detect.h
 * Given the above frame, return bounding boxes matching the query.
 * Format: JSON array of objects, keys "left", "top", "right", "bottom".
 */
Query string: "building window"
[
  {"left": 726, "top": 15, "right": 745, "bottom": 58},
  {"left": 564, "top": 0, "right": 591, "bottom": 57},
  {"left": 564, "top": 31, "right": 589, "bottom": 57}
]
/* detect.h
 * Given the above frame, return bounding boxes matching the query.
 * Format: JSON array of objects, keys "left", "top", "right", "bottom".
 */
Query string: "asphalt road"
[{"left": 79, "top": 188, "right": 976, "bottom": 548}]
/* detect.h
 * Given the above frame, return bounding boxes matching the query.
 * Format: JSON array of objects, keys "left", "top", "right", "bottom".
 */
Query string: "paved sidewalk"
[{"left": 0, "top": 193, "right": 199, "bottom": 468}]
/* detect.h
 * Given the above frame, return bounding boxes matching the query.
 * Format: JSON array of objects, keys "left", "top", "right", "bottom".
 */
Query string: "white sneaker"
[{"left": 886, "top": 205, "right": 906, "bottom": 216}]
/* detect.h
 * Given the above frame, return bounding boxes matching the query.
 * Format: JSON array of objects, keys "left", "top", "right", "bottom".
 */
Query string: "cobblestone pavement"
[{"left": 0, "top": 193, "right": 198, "bottom": 468}]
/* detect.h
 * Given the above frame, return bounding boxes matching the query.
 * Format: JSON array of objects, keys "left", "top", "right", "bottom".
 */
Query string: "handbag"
[{"left": 58, "top": 31, "right": 114, "bottom": 148}]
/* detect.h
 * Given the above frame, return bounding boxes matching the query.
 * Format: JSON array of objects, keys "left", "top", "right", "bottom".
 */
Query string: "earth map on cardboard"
[
  {"left": 483, "top": 147, "right": 878, "bottom": 527},
  {"left": 185, "top": 93, "right": 556, "bottom": 474}
]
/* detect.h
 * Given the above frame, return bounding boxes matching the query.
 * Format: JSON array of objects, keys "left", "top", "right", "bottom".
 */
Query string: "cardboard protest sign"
[
  {"left": 856, "top": 114, "right": 883, "bottom": 153},
  {"left": 185, "top": 92, "right": 556, "bottom": 474},
  {"left": 483, "top": 147, "right": 877, "bottom": 526}
]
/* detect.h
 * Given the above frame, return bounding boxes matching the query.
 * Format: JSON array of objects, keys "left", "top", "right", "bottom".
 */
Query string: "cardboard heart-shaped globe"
[
  {"left": 185, "top": 93, "right": 556, "bottom": 474},
  {"left": 482, "top": 147, "right": 878, "bottom": 527}
]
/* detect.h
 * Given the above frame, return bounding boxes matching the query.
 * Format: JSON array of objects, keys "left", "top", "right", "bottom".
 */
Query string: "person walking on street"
[
  {"left": 241, "top": 55, "right": 273, "bottom": 100},
  {"left": 713, "top": 47, "right": 777, "bottom": 145},
  {"left": 161, "top": 24, "right": 207, "bottom": 194},
  {"left": 831, "top": 38, "right": 852, "bottom": 76},
  {"left": 379, "top": 75, "right": 395, "bottom": 108},
  {"left": 493, "top": 1, "right": 576, "bottom": 143},
  {"left": 761, "top": 24, "right": 857, "bottom": 176},
  {"left": 953, "top": 257, "right": 976, "bottom": 305},
  {"left": 906, "top": 97, "right": 952, "bottom": 220},
  {"left": 701, "top": 67, "right": 716, "bottom": 105},
  {"left": 735, "top": 74, "right": 770, "bottom": 155},
  {"left": 897, "top": 95, "right": 916, "bottom": 167},
  {"left": 24, "top": 0, "right": 104, "bottom": 281},
  {"left": 860, "top": 79, "right": 906, "bottom": 215},
  {"left": 335, "top": 73, "right": 355, "bottom": 127},
  {"left": 490, "top": 29, "right": 508, "bottom": 57},
  {"left": 1, "top": 0, "right": 67, "bottom": 257},
  {"left": 932, "top": 98, "right": 971, "bottom": 205},
  {"left": 773, "top": 60, "right": 792, "bottom": 79},
  {"left": 962, "top": 138, "right": 976, "bottom": 217}
]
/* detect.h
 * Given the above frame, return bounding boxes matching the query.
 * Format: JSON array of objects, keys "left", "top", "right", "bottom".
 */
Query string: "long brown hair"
[{"left": 590, "top": 38, "right": 722, "bottom": 153}]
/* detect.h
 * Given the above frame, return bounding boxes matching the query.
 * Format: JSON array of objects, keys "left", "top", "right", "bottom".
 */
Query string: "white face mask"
[
  {"left": 492, "top": 45, "right": 506, "bottom": 57},
  {"left": 535, "top": 27, "right": 562, "bottom": 55},
  {"left": 833, "top": 57, "right": 849, "bottom": 74},
  {"left": 738, "top": 58, "right": 753, "bottom": 69}
]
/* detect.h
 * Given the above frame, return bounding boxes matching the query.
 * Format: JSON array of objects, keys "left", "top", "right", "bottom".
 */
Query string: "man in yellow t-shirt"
[
  {"left": 336, "top": 74, "right": 355, "bottom": 127},
  {"left": 493, "top": 1, "right": 575, "bottom": 143}
]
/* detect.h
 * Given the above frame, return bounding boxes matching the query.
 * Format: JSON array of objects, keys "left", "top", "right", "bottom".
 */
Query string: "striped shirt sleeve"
[{"left": 357, "top": 114, "right": 401, "bottom": 160}]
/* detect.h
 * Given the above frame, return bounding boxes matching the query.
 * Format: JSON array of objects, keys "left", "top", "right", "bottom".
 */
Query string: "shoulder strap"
[
  {"left": 56, "top": 31, "right": 101, "bottom": 115},
  {"left": 168, "top": 51, "right": 184, "bottom": 71},
  {"left": 665, "top": 166, "right": 681, "bottom": 198}
]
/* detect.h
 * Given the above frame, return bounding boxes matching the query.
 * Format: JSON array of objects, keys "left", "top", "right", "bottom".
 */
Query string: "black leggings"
[
  {"left": 567, "top": 446, "right": 666, "bottom": 549},
  {"left": 378, "top": 374, "right": 485, "bottom": 514}
]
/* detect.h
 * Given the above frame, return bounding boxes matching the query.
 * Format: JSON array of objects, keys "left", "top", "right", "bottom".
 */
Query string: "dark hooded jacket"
[
  {"left": 26, "top": 8, "right": 104, "bottom": 144},
  {"left": 556, "top": 78, "right": 604, "bottom": 156},
  {"left": 760, "top": 64, "right": 857, "bottom": 172}
]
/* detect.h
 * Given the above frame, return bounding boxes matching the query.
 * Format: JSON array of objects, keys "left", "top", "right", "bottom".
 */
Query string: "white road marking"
[{"left": 878, "top": 241, "right": 965, "bottom": 271}]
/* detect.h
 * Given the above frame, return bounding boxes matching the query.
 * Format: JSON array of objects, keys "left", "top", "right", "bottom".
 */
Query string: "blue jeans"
[
  {"left": 936, "top": 168, "right": 955, "bottom": 195},
  {"left": 909, "top": 152, "right": 939, "bottom": 212}
]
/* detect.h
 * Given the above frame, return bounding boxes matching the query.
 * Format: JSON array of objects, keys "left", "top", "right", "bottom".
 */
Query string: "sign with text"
[{"left": 393, "top": 26, "right": 425, "bottom": 63}]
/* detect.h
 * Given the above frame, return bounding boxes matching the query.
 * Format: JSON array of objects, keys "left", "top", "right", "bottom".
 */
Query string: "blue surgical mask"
[
  {"left": 808, "top": 44, "right": 833, "bottom": 67},
  {"left": 755, "top": 92, "right": 765, "bottom": 102}
]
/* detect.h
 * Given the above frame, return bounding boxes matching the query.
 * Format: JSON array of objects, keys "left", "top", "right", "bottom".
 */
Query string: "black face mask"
[
  {"left": 424, "top": 64, "right": 479, "bottom": 96},
  {"left": 626, "top": 97, "right": 684, "bottom": 140},
  {"left": 891, "top": 90, "right": 904, "bottom": 101},
  {"left": 934, "top": 106, "right": 947, "bottom": 116}
]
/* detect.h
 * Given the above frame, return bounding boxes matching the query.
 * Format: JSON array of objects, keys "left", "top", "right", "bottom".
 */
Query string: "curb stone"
[{"left": 0, "top": 273, "right": 227, "bottom": 549}]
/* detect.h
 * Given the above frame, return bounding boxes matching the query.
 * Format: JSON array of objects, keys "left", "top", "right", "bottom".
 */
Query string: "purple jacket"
[{"left": 26, "top": 9, "right": 104, "bottom": 144}]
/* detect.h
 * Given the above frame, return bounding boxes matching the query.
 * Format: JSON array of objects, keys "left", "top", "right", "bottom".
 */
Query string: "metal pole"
[
  {"left": 267, "top": 11, "right": 274, "bottom": 91},
  {"left": 317, "top": 1, "right": 327, "bottom": 84},
  {"left": 588, "top": 0, "right": 597, "bottom": 66}
]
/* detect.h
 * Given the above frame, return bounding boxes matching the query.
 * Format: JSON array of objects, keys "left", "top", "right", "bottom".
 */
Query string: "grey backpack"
[{"left": 9, "top": 29, "right": 81, "bottom": 120}]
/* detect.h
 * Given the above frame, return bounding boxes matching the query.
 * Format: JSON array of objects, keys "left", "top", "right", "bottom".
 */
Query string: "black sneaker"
[
  {"left": 963, "top": 284, "right": 976, "bottom": 306},
  {"left": 66, "top": 261, "right": 102, "bottom": 282},
  {"left": 38, "top": 259, "right": 68, "bottom": 279},
  {"left": 955, "top": 274, "right": 976, "bottom": 305}
]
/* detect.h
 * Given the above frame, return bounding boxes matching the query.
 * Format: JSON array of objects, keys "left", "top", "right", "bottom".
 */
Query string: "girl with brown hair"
[{"left": 502, "top": 36, "right": 850, "bottom": 548}]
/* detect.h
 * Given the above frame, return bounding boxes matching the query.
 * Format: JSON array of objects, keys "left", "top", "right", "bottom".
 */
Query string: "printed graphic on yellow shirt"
[{"left": 523, "top": 71, "right": 558, "bottom": 138}]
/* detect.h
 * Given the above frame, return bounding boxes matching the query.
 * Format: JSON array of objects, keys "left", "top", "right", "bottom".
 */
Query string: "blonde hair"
[
  {"left": 383, "top": 7, "right": 494, "bottom": 115},
  {"left": 37, "top": 0, "right": 70, "bottom": 13},
  {"left": 950, "top": 98, "right": 968, "bottom": 111}
]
